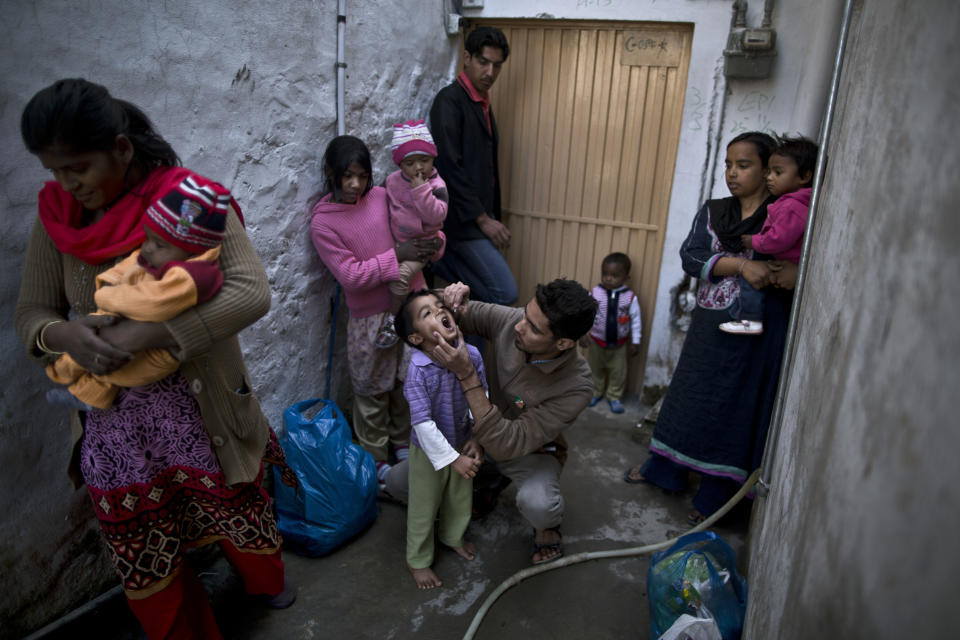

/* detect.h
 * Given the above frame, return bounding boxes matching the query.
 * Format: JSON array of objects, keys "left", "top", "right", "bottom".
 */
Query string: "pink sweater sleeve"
[
  {"left": 310, "top": 215, "right": 399, "bottom": 294},
  {"left": 752, "top": 202, "right": 807, "bottom": 255},
  {"left": 411, "top": 175, "right": 449, "bottom": 231},
  {"left": 420, "top": 175, "right": 448, "bottom": 261}
]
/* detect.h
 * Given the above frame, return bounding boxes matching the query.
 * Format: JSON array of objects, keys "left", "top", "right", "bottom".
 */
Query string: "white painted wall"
[
  {"left": 744, "top": 1, "right": 960, "bottom": 637},
  {"left": 0, "top": 0, "right": 458, "bottom": 632},
  {"left": 0, "top": 0, "right": 842, "bottom": 632}
]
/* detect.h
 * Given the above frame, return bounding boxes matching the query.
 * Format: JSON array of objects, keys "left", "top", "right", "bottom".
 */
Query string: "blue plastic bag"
[
  {"left": 272, "top": 398, "right": 378, "bottom": 556},
  {"left": 647, "top": 531, "right": 747, "bottom": 640}
]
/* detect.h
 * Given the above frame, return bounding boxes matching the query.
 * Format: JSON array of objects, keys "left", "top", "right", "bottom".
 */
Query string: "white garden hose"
[{"left": 461, "top": 469, "right": 761, "bottom": 640}]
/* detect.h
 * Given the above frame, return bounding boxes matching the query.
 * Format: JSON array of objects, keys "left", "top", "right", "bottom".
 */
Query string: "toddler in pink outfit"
[
  {"left": 375, "top": 119, "right": 449, "bottom": 348},
  {"left": 720, "top": 134, "right": 818, "bottom": 335}
]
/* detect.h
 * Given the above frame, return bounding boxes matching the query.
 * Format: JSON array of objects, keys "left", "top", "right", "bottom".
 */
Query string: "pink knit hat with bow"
[{"left": 391, "top": 119, "right": 437, "bottom": 165}]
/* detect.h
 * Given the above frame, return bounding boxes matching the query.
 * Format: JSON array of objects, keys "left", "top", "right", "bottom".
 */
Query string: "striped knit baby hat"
[
  {"left": 145, "top": 176, "right": 230, "bottom": 253},
  {"left": 391, "top": 119, "right": 437, "bottom": 165}
]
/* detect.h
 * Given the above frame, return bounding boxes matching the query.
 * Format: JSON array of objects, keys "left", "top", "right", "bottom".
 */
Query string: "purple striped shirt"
[{"left": 404, "top": 344, "right": 487, "bottom": 450}]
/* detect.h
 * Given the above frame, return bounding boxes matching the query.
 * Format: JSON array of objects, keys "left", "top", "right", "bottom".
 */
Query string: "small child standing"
[
  {"left": 719, "top": 134, "right": 817, "bottom": 335},
  {"left": 583, "top": 252, "right": 642, "bottom": 414},
  {"left": 394, "top": 289, "right": 485, "bottom": 589},
  {"left": 375, "top": 119, "right": 449, "bottom": 349},
  {"left": 46, "top": 177, "right": 230, "bottom": 408}
]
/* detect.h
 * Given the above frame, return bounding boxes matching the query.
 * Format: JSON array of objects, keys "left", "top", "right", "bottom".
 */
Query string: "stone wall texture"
[{"left": 0, "top": 1, "right": 458, "bottom": 633}]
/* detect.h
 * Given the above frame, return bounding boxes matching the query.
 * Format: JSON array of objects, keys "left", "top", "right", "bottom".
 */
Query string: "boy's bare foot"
[
  {"left": 409, "top": 566, "right": 442, "bottom": 589},
  {"left": 449, "top": 539, "right": 476, "bottom": 561}
]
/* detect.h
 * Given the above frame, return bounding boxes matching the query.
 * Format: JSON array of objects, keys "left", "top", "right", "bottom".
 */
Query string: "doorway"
[{"left": 479, "top": 19, "right": 693, "bottom": 391}]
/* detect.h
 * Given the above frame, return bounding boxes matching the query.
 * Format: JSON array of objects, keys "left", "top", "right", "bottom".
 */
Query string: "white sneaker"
[{"left": 719, "top": 320, "right": 763, "bottom": 335}]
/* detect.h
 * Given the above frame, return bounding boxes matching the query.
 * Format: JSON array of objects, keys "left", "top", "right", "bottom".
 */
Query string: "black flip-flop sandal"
[
  {"left": 531, "top": 528, "right": 564, "bottom": 565},
  {"left": 623, "top": 465, "right": 647, "bottom": 484}
]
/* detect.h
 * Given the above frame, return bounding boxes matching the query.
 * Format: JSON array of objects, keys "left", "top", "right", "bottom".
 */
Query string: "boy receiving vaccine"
[
  {"left": 582, "top": 252, "right": 642, "bottom": 414},
  {"left": 394, "top": 289, "right": 485, "bottom": 589},
  {"left": 375, "top": 119, "right": 449, "bottom": 348},
  {"left": 720, "top": 134, "right": 817, "bottom": 335}
]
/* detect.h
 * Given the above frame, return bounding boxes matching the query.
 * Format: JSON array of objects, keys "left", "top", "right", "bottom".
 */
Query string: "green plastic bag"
[{"left": 647, "top": 531, "right": 747, "bottom": 639}]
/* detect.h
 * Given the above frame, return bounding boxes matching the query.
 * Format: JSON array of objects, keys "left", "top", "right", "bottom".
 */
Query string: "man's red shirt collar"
[{"left": 457, "top": 71, "right": 492, "bottom": 134}]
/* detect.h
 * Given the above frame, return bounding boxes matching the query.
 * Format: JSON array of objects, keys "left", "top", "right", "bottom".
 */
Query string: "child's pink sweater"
[
  {"left": 752, "top": 187, "right": 812, "bottom": 262},
  {"left": 385, "top": 169, "right": 448, "bottom": 243},
  {"left": 311, "top": 186, "right": 445, "bottom": 318}
]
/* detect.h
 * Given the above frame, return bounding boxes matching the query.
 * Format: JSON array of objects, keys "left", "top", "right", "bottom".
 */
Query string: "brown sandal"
[
  {"left": 623, "top": 464, "right": 646, "bottom": 484},
  {"left": 531, "top": 528, "right": 564, "bottom": 565}
]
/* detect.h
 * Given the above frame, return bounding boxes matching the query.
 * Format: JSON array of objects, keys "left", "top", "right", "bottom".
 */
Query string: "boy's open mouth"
[{"left": 436, "top": 309, "right": 458, "bottom": 347}]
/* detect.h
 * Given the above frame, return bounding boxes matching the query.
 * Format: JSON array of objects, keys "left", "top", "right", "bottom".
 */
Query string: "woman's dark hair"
[
  {"left": 322, "top": 135, "right": 374, "bottom": 202},
  {"left": 774, "top": 134, "right": 818, "bottom": 184},
  {"left": 20, "top": 78, "right": 179, "bottom": 170},
  {"left": 465, "top": 26, "right": 510, "bottom": 60},
  {"left": 535, "top": 278, "right": 598, "bottom": 342},
  {"left": 727, "top": 131, "right": 777, "bottom": 167}
]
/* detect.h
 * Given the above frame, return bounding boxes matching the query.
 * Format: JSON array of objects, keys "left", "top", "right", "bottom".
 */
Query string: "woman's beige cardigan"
[{"left": 15, "top": 207, "right": 273, "bottom": 488}]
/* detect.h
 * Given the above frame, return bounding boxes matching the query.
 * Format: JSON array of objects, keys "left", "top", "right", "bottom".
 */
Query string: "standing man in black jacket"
[{"left": 429, "top": 26, "right": 519, "bottom": 311}]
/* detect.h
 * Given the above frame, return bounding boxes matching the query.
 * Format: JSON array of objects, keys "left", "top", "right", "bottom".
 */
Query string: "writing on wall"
[
  {"left": 576, "top": 0, "right": 659, "bottom": 7},
  {"left": 729, "top": 91, "right": 776, "bottom": 135},
  {"left": 686, "top": 87, "right": 705, "bottom": 131},
  {"left": 620, "top": 29, "right": 681, "bottom": 67}
]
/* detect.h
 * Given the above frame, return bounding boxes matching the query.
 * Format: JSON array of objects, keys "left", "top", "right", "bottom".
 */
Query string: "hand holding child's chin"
[{"left": 431, "top": 327, "right": 471, "bottom": 377}]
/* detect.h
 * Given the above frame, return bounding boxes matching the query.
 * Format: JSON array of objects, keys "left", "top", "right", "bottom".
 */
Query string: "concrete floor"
[{"left": 34, "top": 398, "right": 750, "bottom": 640}]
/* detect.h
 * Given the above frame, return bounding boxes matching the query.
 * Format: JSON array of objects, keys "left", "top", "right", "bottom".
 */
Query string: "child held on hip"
[
  {"left": 395, "top": 289, "right": 486, "bottom": 589},
  {"left": 310, "top": 135, "right": 444, "bottom": 485},
  {"left": 46, "top": 177, "right": 229, "bottom": 409},
  {"left": 720, "top": 134, "right": 817, "bottom": 336},
  {"left": 375, "top": 119, "right": 449, "bottom": 349},
  {"left": 580, "top": 252, "right": 642, "bottom": 414}
]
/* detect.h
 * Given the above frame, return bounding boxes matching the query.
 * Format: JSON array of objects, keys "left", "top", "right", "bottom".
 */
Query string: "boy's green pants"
[{"left": 406, "top": 444, "right": 473, "bottom": 568}]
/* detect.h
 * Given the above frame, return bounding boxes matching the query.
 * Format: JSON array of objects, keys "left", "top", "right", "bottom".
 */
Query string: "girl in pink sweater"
[{"left": 310, "top": 135, "right": 445, "bottom": 486}]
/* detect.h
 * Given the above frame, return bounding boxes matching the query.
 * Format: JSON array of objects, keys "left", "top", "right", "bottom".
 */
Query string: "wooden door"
[{"left": 478, "top": 19, "right": 692, "bottom": 392}]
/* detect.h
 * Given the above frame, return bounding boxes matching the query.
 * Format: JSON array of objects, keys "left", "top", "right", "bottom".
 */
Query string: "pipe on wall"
[
  {"left": 756, "top": 0, "right": 856, "bottom": 496},
  {"left": 336, "top": 0, "right": 346, "bottom": 136}
]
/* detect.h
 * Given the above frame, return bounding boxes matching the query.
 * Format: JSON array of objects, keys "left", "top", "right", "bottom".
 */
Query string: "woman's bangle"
[
  {"left": 738, "top": 259, "right": 747, "bottom": 276},
  {"left": 457, "top": 369, "right": 476, "bottom": 382},
  {"left": 463, "top": 383, "right": 483, "bottom": 394},
  {"left": 37, "top": 320, "right": 66, "bottom": 355}
]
